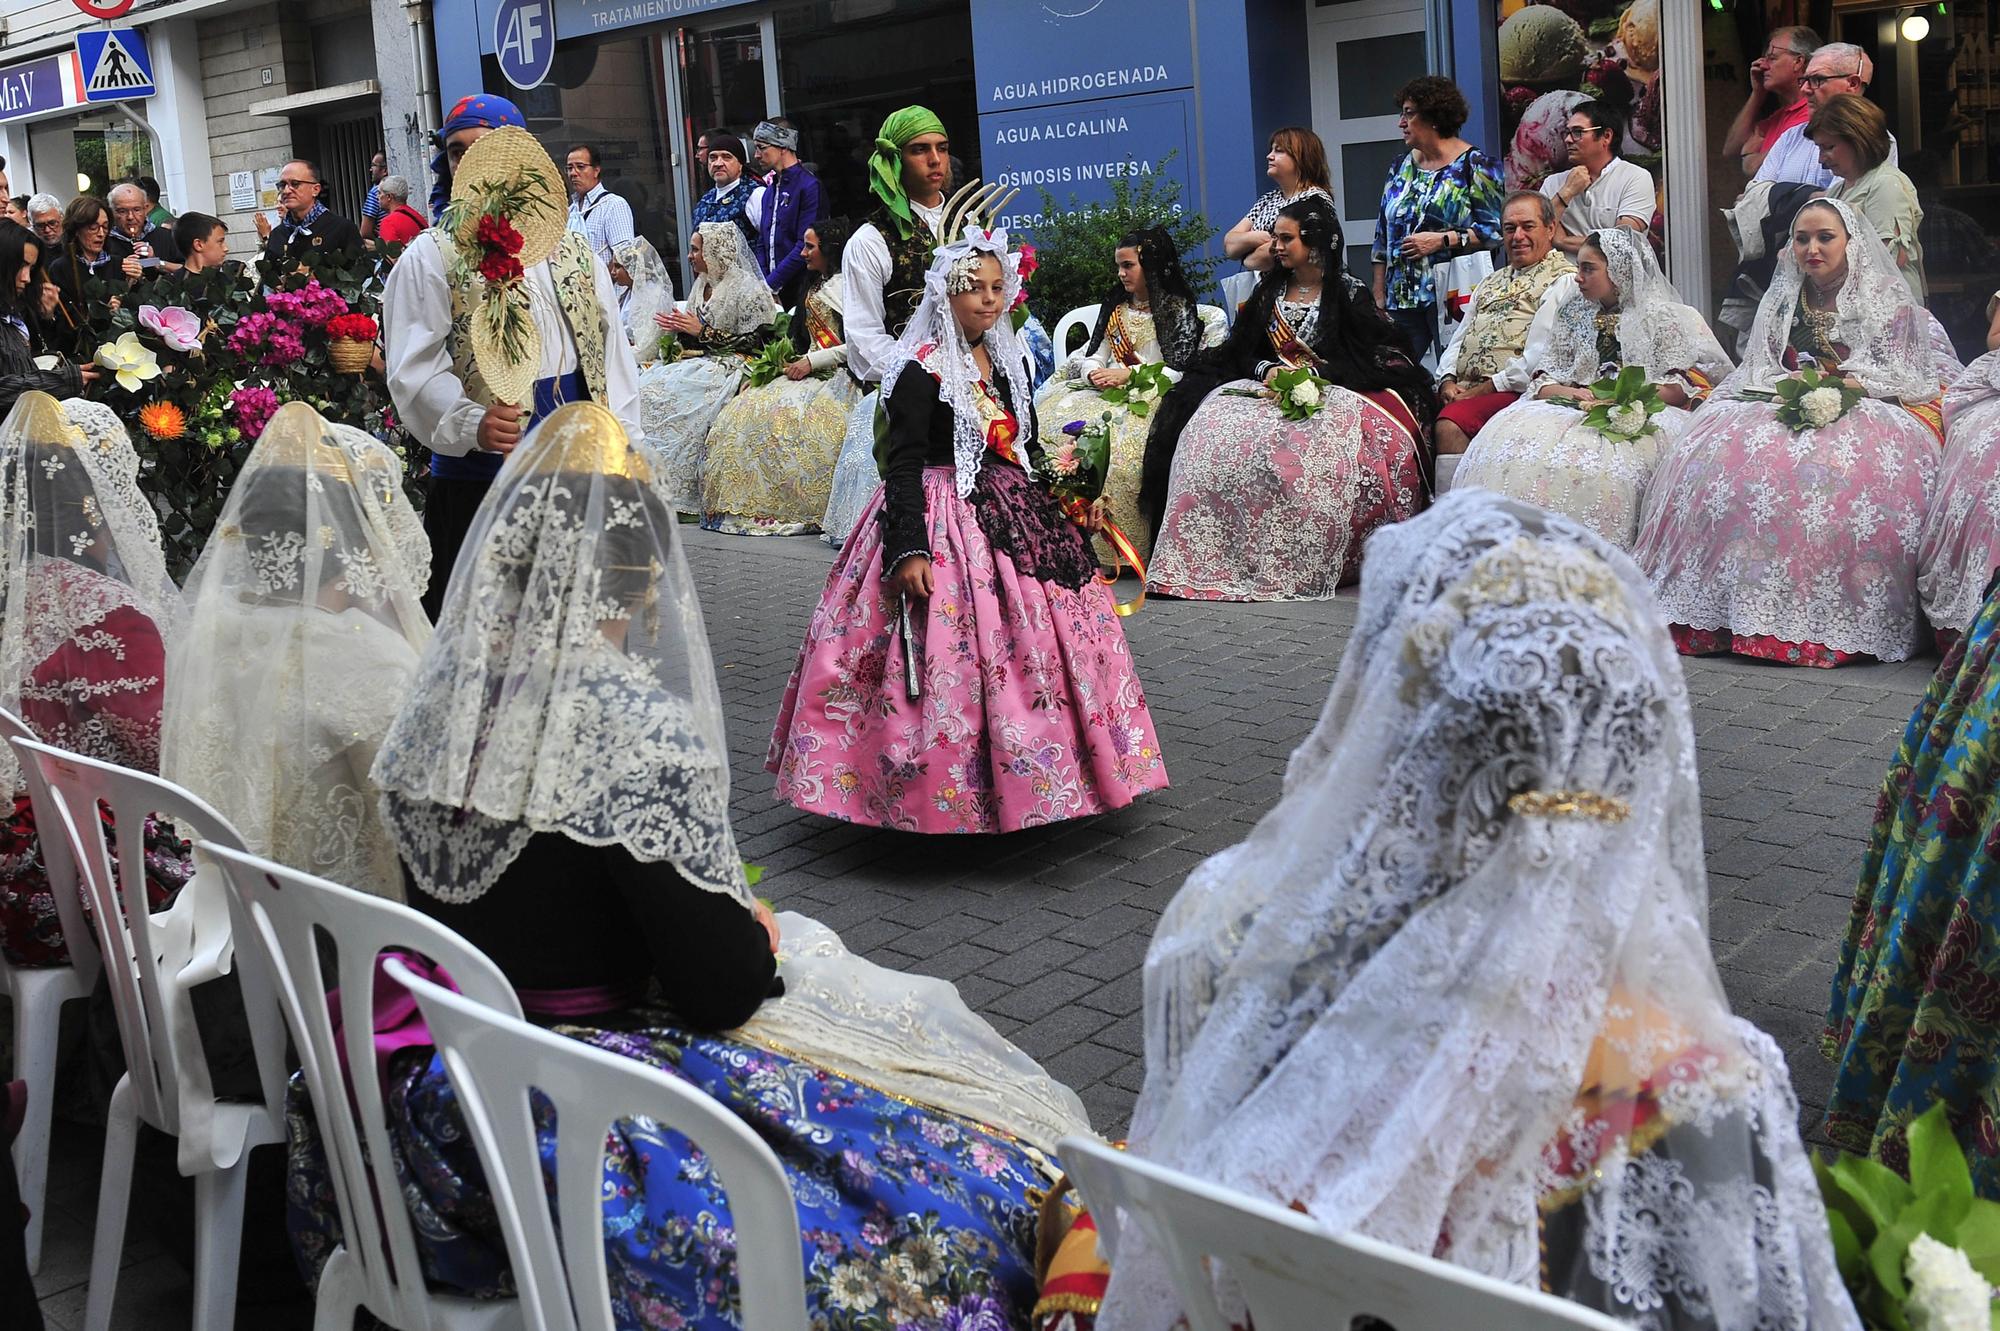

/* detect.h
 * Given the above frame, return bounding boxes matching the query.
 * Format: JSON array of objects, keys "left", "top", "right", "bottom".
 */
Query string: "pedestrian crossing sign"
[{"left": 75, "top": 28, "right": 155, "bottom": 103}]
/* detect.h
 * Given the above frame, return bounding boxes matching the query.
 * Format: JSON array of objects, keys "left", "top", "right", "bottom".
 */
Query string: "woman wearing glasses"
[{"left": 1370, "top": 76, "right": 1502, "bottom": 361}]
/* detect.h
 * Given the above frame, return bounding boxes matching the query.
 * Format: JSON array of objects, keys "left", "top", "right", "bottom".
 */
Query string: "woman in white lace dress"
[
  {"left": 1094, "top": 490, "right": 1860, "bottom": 1331},
  {"left": 160, "top": 402, "right": 430, "bottom": 901},
  {"left": 1917, "top": 344, "right": 2000, "bottom": 640},
  {"left": 638, "top": 220, "right": 776, "bottom": 510},
  {"left": 1633, "top": 198, "right": 1943, "bottom": 666},
  {"left": 1456, "top": 228, "right": 1730, "bottom": 548}
]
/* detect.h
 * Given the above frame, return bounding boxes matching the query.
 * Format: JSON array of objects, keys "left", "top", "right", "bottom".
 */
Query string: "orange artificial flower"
[{"left": 138, "top": 400, "right": 187, "bottom": 441}]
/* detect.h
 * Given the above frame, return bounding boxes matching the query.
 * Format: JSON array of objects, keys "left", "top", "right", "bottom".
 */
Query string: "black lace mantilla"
[{"left": 875, "top": 461, "right": 1097, "bottom": 591}]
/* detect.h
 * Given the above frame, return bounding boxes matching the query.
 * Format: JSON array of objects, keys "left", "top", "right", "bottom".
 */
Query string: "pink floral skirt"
[{"left": 767, "top": 466, "right": 1169, "bottom": 833}]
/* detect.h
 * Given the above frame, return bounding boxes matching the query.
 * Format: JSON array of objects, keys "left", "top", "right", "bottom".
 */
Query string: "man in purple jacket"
[{"left": 750, "top": 118, "right": 822, "bottom": 310}]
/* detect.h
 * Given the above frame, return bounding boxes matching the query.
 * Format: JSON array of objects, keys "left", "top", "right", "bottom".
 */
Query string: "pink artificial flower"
[
  {"left": 137, "top": 304, "right": 202, "bottom": 353},
  {"left": 229, "top": 385, "right": 280, "bottom": 440}
]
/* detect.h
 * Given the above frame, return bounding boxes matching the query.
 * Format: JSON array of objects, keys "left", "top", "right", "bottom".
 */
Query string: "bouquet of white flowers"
[
  {"left": 1270, "top": 365, "right": 1329, "bottom": 422},
  {"left": 1743, "top": 364, "right": 1864, "bottom": 432},
  {"left": 1555, "top": 364, "right": 1669, "bottom": 441},
  {"left": 1100, "top": 361, "right": 1172, "bottom": 418}
]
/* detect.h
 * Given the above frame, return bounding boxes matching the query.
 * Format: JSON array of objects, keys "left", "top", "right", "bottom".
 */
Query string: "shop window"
[{"left": 69, "top": 118, "right": 153, "bottom": 201}]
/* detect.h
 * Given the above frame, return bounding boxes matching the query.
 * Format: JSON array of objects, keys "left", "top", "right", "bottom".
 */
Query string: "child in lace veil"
[{"left": 1095, "top": 490, "right": 1859, "bottom": 1330}]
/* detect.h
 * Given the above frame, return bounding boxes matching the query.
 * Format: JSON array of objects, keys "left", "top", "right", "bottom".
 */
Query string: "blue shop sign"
[
  {"left": 0, "top": 55, "right": 71, "bottom": 124},
  {"left": 982, "top": 89, "right": 1197, "bottom": 233},
  {"left": 474, "top": 0, "right": 755, "bottom": 51},
  {"left": 970, "top": 0, "right": 1194, "bottom": 115},
  {"left": 494, "top": 0, "right": 557, "bottom": 88}
]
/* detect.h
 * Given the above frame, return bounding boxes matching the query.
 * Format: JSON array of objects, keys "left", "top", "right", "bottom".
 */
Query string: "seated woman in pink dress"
[
  {"left": 1634, "top": 198, "right": 1944, "bottom": 666},
  {"left": 0, "top": 394, "right": 189, "bottom": 966},
  {"left": 1138, "top": 196, "right": 1433, "bottom": 601},
  {"left": 1918, "top": 344, "right": 2000, "bottom": 644},
  {"left": 769, "top": 229, "right": 1168, "bottom": 833}
]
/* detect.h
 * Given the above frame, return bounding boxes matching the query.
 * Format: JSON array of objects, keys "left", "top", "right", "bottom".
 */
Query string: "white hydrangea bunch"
[
  {"left": 1905, "top": 1233, "right": 1994, "bottom": 1331},
  {"left": 1800, "top": 385, "right": 1845, "bottom": 429},
  {"left": 1288, "top": 379, "right": 1320, "bottom": 409},
  {"left": 1606, "top": 402, "right": 1650, "bottom": 438}
]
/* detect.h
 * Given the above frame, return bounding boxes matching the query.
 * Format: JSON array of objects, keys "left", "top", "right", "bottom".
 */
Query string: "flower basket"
[{"left": 328, "top": 336, "right": 373, "bottom": 374}]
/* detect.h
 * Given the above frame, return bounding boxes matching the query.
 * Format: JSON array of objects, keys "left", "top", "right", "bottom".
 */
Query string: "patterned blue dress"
[{"left": 285, "top": 1019, "right": 1052, "bottom": 1329}]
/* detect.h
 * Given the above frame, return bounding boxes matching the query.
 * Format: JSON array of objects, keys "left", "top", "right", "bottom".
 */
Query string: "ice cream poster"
[{"left": 1497, "top": 0, "right": 1664, "bottom": 191}]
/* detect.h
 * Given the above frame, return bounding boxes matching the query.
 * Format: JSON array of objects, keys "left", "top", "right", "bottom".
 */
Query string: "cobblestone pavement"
[{"left": 29, "top": 525, "right": 1943, "bottom": 1328}]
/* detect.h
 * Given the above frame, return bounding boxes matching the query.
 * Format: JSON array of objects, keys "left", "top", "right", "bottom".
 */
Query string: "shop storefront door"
[{"left": 1308, "top": 0, "right": 1430, "bottom": 275}]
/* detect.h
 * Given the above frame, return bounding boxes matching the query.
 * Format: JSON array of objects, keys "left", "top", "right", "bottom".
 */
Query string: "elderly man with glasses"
[
  {"left": 1722, "top": 26, "right": 1820, "bottom": 177},
  {"left": 25, "top": 195, "right": 62, "bottom": 248},
  {"left": 105, "top": 180, "right": 181, "bottom": 273},
  {"left": 256, "top": 159, "right": 362, "bottom": 266},
  {"left": 1754, "top": 42, "right": 1897, "bottom": 189}
]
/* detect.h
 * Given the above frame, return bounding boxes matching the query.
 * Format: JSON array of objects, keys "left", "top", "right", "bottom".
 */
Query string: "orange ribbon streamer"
[{"left": 1058, "top": 495, "right": 1146, "bottom": 617}]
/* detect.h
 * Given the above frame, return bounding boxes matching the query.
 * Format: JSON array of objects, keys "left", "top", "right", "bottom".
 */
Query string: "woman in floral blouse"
[{"left": 1371, "top": 75, "right": 1503, "bottom": 362}]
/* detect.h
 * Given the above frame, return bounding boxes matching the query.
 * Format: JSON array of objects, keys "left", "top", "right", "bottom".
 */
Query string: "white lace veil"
[
  {"left": 875, "top": 226, "right": 1035, "bottom": 498},
  {"left": 1537, "top": 228, "right": 1733, "bottom": 387},
  {"left": 1723, "top": 196, "right": 1936, "bottom": 402},
  {"left": 614, "top": 235, "right": 676, "bottom": 350},
  {"left": 0, "top": 392, "right": 180, "bottom": 791},
  {"left": 370, "top": 401, "right": 747, "bottom": 908},
  {"left": 1098, "top": 490, "right": 1859, "bottom": 1331},
  {"left": 159, "top": 403, "right": 430, "bottom": 901},
  {"left": 691, "top": 221, "right": 776, "bottom": 339}
]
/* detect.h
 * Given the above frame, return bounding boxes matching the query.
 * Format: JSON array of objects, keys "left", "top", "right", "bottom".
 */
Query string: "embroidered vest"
[
  {"left": 441, "top": 228, "right": 609, "bottom": 406},
  {"left": 871, "top": 205, "right": 937, "bottom": 340},
  {"left": 1456, "top": 251, "right": 1575, "bottom": 383}
]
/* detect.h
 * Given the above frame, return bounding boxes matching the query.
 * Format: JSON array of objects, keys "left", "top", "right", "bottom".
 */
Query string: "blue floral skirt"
[{"left": 285, "top": 1020, "right": 1051, "bottom": 1329}]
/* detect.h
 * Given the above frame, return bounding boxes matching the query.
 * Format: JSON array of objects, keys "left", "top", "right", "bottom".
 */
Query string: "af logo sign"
[{"left": 494, "top": 0, "right": 554, "bottom": 92}]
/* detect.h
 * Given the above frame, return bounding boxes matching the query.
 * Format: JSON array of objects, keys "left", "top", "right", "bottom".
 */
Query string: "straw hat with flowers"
[{"left": 441, "top": 126, "right": 568, "bottom": 406}]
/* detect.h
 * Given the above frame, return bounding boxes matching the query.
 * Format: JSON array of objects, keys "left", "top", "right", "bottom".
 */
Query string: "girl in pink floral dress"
[
  {"left": 1633, "top": 199, "right": 1944, "bottom": 666},
  {"left": 768, "top": 230, "right": 1168, "bottom": 832}
]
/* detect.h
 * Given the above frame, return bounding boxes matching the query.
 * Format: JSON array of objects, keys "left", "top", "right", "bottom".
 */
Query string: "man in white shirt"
[
  {"left": 1753, "top": 43, "right": 1895, "bottom": 189},
  {"left": 565, "top": 143, "right": 637, "bottom": 305},
  {"left": 842, "top": 105, "right": 953, "bottom": 385},
  {"left": 385, "top": 95, "right": 643, "bottom": 617},
  {"left": 1542, "top": 100, "right": 1653, "bottom": 256}
]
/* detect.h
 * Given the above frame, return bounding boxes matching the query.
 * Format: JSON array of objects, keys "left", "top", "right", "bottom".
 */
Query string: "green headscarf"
[{"left": 867, "top": 105, "right": 949, "bottom": 240}]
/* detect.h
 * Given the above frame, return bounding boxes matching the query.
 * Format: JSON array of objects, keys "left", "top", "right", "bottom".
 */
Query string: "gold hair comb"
[{"left": 1507, "top": 789, "right": 1631, "bottom": 824}]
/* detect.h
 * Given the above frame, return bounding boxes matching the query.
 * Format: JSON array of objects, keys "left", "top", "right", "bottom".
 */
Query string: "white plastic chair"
[
  {"left": 199, "top": 840, "right": 524, "bottom": 1331},
  {"left": 1051, "top": 304, "right": 1099, "bottom": 360},
  {"left": 388, "top": 955, "right": 809, "bottom": 1331},
  {"left": 1059, "top": 1135, "right": 1627, "bottom": 1331},
  {"left": 9, "top": 737, "right": 280, "bottom": 1331},
  {"left": 1219, "top": 270, "right": 1260, "bottom": 326},
  {"left": 0, "top": 708, "right": 104, "bottom": 1273}
]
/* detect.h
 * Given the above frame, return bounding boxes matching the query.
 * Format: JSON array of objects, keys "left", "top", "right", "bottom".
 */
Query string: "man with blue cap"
[{"left": 384, "top": 93, "right": 645, "bottom": 617}]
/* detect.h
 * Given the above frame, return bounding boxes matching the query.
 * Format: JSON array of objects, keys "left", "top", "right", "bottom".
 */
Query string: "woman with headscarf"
[
  {"left": 1139, "top": 195, "right": 1433, "bottom": 602},
  {"left": 0, "top": 393, "right": 189, "bottom": 966},
  {"left": 820, "top": 105, "right": 954, "bottom": 547},
  {"left": 1823, "top": 570, "right": 2000, "bottom": 1195},
  {"left": 1077, "top": 490, "right": 1859, "bottom": 1330},
  {"left": 700, "top": 218, "right": 859, "bottom": 534},
  {"left": 1034, "top": 227, "right": 1224, "bottom": 566},
  {"left": 1916, "top": 348, "right": 2000, "bottom": 643},
  {"left": 160, "top": 403, "right": 429, "bottom": 902},
  {"left": 286, "top": 401, "right": 1095, "bottom": 1324},
  {"left": 770, "top": 229, "right": 1168, "bottom": 832},
  {"left": 1456, "top": 228, "right": 1731, "bottom": 548},
  {"left": 641, "top": 220, "right": 777, "bottom": 512},
  {"left": 1634, "top": 198, "right": 1943, "bottom": 666},
  {"left": 612, "top": 234, "right": 675, "bottom": 354}
]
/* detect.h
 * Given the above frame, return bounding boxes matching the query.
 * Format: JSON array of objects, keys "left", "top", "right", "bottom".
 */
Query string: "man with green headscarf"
[{"left": 843, "top": 105, "right": 952, "bottom": 385}]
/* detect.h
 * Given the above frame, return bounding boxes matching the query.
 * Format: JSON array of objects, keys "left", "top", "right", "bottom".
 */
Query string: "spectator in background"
[
  {"left": 373, "top": 176, "right": 427, "bottom": 248},
  {"left": 1755, "top": 43, "right": 1893, "bottom": 189},
  {"left": 749, "top": 118, "right": 821, "bottom": 308},
  {"left": 2, "top": 199, "right": 24, "bottom": 227},
  {"left": 47, "top": 195, "right": 137, "bottom": 337},
  {"left": 26, "top": 196, "right": 61, "bottom": 249},
  {"left": 136, "top": 175, "right": 173, "bottom": 227},
  {"left": 691, "top": 132, "right": 758, "bottom": 254},
  {"left": 171, "top": 212, "right": 231, "bottom": 276},
  {"left": 360, "top": 151, "right": 389, "bottom": 241},
  {"left": 1815, "top": 93, "right": 1925, "bottom": 303},
  {"left": 0, "top": 224, "right": 92, "bottom": 407},
  {"left": 257, "top": 159, "right": 363, "bottom": 265},
  {"left": 107, "top": 181, "right": 181, "bottom": 272},
  {"left": 1223, "top": 126, "right": 1332, "bottom": 274},
  {"left": 565, "top": 144, "right": 636, "bottom": 297},
  {"left": 1723, "top": 27, "right": 1820, "bottom": 178},
  {"left": 1542, "top": 100, "right": 1652, "bottom": 257},
  {"left": 0, "top": 159, "right": 9, "bottom": 201}
]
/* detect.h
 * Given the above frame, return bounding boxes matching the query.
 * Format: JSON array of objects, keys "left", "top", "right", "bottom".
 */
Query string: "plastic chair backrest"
[
  {"left": 1219, "top": 270, "right": 1260, "bottom": 326},
  {"left": 2, "top": 711, "right": 103, "bottom": 989},
  {"left": 199, "top": 840, "right": 521, "bottom": 1331},
  {"left": 388, "top": 957, "right": 810, "bottom": 1331},
  {"left": 1052, "top": 304, "right": 1099, "bottom": 360},
  {"left": 1059, "top": 1136, "right": 1627, "bottom": 1331},
  {"left": 8, "top": 737, "right": 275, "bottom": 1133}
]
